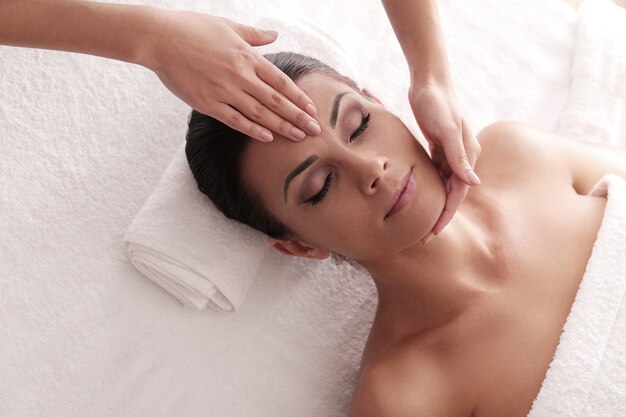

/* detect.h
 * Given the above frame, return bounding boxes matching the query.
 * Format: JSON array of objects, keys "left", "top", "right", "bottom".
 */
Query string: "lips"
[{"left": 384, "top": 167, "right": 413, "bottom": 219}]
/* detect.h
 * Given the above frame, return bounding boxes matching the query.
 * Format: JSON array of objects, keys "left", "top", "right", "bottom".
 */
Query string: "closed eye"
[
  {"left": 350, "top": 111, "right": 371, "bottom": 143},
  {"left": 305, "top": 172, "right": 333, "bottom": 205},
  {"left": 306, "top": 110, "right": 372, "bottom": 205}
]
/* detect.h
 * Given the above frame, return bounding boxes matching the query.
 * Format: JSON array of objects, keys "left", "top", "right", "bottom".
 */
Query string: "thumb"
[
  {"left": 442, "top": 129, "right": 480, "bottom": 186},
  {"left": 231, "top": 22, "right": 278, "bottom": 46}
]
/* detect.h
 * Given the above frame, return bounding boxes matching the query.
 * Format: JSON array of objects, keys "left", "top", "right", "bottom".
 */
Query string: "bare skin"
[
  {"left": 349, "top": 123, "right": 626, "bottom": 417},
  {"left": 240, "top": 72, "right": 626, "bottom": 416}
]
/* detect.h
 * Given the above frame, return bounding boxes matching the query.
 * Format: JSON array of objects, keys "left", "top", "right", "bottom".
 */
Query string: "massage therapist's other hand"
[
  {"left": 144, "top": 11, "right": 321, "bottom": 143},
  {"left": 409, "top": 81, "right": 482, "bottom": 239}
]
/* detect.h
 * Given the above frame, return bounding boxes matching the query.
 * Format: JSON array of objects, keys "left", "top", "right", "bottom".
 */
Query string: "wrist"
[
  {"left": 130, "top": 5, "right": 170, "bottom": 71},
  {"left": 409, "top": 67, "right": 452, "bottom": 90}
]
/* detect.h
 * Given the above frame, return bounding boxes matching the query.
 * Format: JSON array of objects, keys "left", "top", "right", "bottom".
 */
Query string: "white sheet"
[{"left": 0, "top": 0, "right": 577, "bottom": 416}]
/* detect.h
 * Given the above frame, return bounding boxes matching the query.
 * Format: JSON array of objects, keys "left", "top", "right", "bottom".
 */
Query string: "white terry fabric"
[
  {"left": 556, "top": 0, "right": 626, "bottom": 145},
  {"left": 122, "top": 14, "right": 361, "bottom": 312},
  {"left": 123, "top": 144, "right": 270, "bottom": 312},
  {"left": 0, "top": 0, "right": 578, "bottom": 416},
  {"left": 528, "top": 2, "right": 626, "bottom": 415},
  {"left": 527, "top": 174, "right": 626, "bottom": 417}
]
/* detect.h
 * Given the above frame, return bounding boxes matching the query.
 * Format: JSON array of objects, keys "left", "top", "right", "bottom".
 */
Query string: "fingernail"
[
  {"left": 306, "top": 103, "right": 317, "bottom": 117},
  {"left": 264, "top": 30, "right": 278, "bottom": 38},
  {"left": 260, "top": 131, "right": 273, "bottom": 142},
  {"left": 421, "top": 232, "right": 435, "bottom": 245},
  {"left": 467, "top": 169, "right": 481, "bottom": 185},
  {"left": 306, "top": 120, "right": 321, "bottom": 135},
  {"left": 290, "top": 126, "right": 306, "bottom": 140}
]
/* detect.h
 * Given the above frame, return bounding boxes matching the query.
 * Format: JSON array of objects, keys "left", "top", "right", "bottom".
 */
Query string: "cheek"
[
  {"left": 281, "top": 201, "right": 371, "bottom": 255},
  {"left": 288, "top": 208, "right": 358, "bottom": 247},
  {"left": 320, "top": 206, "right": 384, "bottom": 259}
]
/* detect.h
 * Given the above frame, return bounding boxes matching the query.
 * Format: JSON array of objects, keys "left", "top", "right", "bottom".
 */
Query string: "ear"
[
  {"left": 266, "top": 237, "right": 331, "bottom": 260},
  {"left": 363, "top": 87, "right": 384, "bottom": 106}
]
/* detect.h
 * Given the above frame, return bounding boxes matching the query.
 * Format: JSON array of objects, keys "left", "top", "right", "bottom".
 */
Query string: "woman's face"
[{"left": 241, "top": 72, "right": 446, "bottom": 262}]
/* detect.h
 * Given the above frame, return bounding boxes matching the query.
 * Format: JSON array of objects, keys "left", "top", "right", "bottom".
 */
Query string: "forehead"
[
  {"left": 240, "top": 72, "right": 358, "bottom": 206},
  {"left": 295, "top": 72, "right": 356, "bottom": 109}
]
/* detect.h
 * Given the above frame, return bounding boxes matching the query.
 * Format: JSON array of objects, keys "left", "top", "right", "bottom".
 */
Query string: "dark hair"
[{"left": 185, "top": 52, "right": 362, "bottom": 240}]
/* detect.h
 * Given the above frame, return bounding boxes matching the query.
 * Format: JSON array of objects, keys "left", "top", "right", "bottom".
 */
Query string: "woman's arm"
[
  {"left": 380, "top": 0, "right": 450, "bottom": 84},
  {"left": 381, "top": 0, "right": 482, "bottom": 239},
  {"left": 0, "top": 0, "right": 157, "bottom": 66},
  {"left": 0, "top": 0, "right": 321, "bottom": 142}
]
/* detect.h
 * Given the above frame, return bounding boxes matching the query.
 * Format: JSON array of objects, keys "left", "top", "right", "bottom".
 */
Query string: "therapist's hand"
[
  {"left": 144, "top": 11, "right": 321, "bottom": 142},
  {"left": 409, "top": 81, "right": 482, "bottom": 240}
]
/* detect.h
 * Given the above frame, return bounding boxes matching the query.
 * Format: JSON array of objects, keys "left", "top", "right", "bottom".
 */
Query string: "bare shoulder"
[
  {"left": 476, "top": 120, "right": 626, "bottom": 194},
  {"left": 347, "top": 347, "right": 473, "bottom": 417},
  {"left": 474, "top": 120, "right": 572, "bottom": 189}
]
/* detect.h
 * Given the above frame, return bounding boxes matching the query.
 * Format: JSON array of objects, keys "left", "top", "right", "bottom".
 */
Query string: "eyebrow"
[
  {"left": 330, "top": 91, "right": 349, "bottom": 129},
  {"left": 283, "top": 155, "right": 319, "bottom": 203},
  {"left": 283, "top": 91, "right": 350, "bottom": 203}
]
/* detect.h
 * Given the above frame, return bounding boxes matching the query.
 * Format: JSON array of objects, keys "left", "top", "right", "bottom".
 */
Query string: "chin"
[{"left": 399, "top": 187, "right": 445, "bottom": 242}]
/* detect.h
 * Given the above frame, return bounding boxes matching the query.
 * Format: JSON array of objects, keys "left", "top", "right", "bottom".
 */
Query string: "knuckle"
[
  {"left": 294, "top": 110, "right": 307, "bottom": 125},
  {"left": 441, "top": 124, "right": 459, "bottom": 139},
  {"left": 228, "top": 112, "right": 241, "bottom": 126},
  {"left": 295, "top": 93, "right": 308, "bottom": 107},
  {"left": 278, "top": 119, "right": 292, "bottom": 135},
  {"left": 196, "top": 89, "right": 213, "bottom": 104},
  {"left": 248, "top": 27, "right": 262, "bottom": 40},
  {"left": 232, "top": 117, "right": 255, "bottom": 137},
  {"left": 275, "top": 74, "right": 289, "bottom": 90},
  {"left": 232, "top": 50, "right": 256, "bottom": 74},
  {"left": 245, "top": 124, "right": 258, "bottom": 137},
  {"left": 251, "top": 103, "right": 264, "bottom": 121},
  {"left": 457, "top": 153, "right": 470, "bottom": 166},
  {"left": 269, "top": 92, "right": 282, "bottom": 109},
  {"left": 237, "top": 49, "right": 255, "bottom": 63},
  {"left": 212, "top": 106, "right": 227, "bottom": 120}
]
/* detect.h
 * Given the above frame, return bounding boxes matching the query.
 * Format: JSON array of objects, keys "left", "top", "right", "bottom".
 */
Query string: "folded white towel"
[
  {"left": 122, "top": 14, "right": 358, "bottom": 312},
  {"left": 556, "top": 0, "right": 626, "bottom": 146},
  {"left": 123, "top": 143, "right": 272, "bottom": 312},
  {"left": 527, "top": 174, "right": 626, "bottom": 416}
]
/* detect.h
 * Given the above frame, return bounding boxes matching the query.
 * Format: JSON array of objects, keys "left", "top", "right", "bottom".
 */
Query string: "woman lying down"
[{"left": 185, "top": 52, "right": 626, "bottom": 416}]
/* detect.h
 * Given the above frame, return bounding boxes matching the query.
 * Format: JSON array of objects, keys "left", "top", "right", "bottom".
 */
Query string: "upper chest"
[
  {"left": 359, "top": 181, "right": 607, "bottom": 416},
  {"left": 448, "top": 184, "right": 606, "bottom": 416},
  {"left": 486, "top": 177, "right": 606, "bottom": 302}
]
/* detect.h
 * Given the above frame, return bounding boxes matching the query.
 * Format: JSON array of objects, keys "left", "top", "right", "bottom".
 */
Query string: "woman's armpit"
[{"left": 560, "top": 138, "right": 626, "bottom": 195}]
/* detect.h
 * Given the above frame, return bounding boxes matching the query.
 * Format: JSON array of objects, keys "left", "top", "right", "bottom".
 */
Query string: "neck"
[{"left": 358, "top": 192, "right": 506, "bottom": 337}]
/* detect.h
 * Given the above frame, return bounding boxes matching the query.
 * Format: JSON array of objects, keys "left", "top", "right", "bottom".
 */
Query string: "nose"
[{"left": 344, "top": 151, "right": 389, "bottom": 195}]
